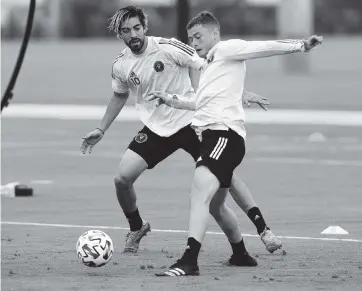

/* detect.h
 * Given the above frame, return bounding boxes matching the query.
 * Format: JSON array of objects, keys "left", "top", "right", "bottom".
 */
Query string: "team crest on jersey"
[
  {"left": 153, "top": 61, "right": 164, "bottom": 72},
  {"left": 207, "top": 54, "right": 215, "bottom": 64},
  {"left": 135, "top": 133, "right": 148, "bottom": 143}
]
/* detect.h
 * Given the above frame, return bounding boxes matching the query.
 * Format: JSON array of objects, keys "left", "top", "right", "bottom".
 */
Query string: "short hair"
[
  {"left": 186, "top": 11, "right": 220, "bottom": 30},
  {"left": 108, "top": 6, "right": 148, "bottom": 37}
]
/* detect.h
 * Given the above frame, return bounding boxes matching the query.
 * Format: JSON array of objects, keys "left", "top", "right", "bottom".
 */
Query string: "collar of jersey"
[{"left": 206, "top": 41, "right": 220, "bottom": 60}]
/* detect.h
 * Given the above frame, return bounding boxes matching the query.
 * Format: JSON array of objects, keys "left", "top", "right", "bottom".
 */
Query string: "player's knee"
[
  {"left": 209, "top": 201, "right": 226, "bottom": 219},
  {"left": 190, "top": 192, "right": 214, "bottom": 208},
  {"left": 190, "top": 182, "right": 217, "bottom": 206},
  {"left": 188, "top": 166, "right": 219, "bottom": 208},
  {"left": 114, "top": 172, "right": 133, "bottom": 189}
]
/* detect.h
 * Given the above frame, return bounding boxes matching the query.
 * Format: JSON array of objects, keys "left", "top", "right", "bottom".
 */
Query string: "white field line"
[
  {"left": 1, "top": 221, "right": 361, "bottom": 243},
  {"left": 252, "top": 157, "right": 362, "bottom": 167},
  {"left": 2, "top": 104, "right": 362, "bottom": 126},
  {"left": 54, "top": 151, "right": 362, "bottom": 167}
]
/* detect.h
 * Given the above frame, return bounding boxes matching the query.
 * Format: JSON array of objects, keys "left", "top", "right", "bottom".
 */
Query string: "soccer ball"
[{"left": 76, "top": 230, "right": 114, "bottom": 267}]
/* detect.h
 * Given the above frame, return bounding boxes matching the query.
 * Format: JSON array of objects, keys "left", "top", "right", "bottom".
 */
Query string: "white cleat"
[
  {"left": 123, "top": 220, "right": 151, "bottom": 253},
  {"left": 260, "top": 227, "right": 282, "bottom": 253}
]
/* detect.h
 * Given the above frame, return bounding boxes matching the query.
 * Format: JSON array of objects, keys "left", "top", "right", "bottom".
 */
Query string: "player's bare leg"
[
  {"left": 156, "top": 166, "right": 256, "bottom": 276},
  {"left": 114, "top": 149, "right": 151, "bottom": 252},
  {"left": 156, "top": 166, "right": 217, "bottom": 276},
  {"left": 229, "top": 176, "right": 256, "bottom": 213},
  {"left": 229, "top": 175, "right": 282, "bottom": 253},
  {"left": 187, "top": 166, "right": 220, "bottom": 242},
  {"left": 210, "top": 188, "right": 242, "bottom": 243},
  {"left": 209, "top": 187, "right": 258, "bottom": 266}
]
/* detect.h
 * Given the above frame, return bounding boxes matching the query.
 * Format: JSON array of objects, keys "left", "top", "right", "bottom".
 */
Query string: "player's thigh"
[
  {"left": 115, "top": 149, "right": 148, "bottom": 184},
  {"left": 190, "top": 165, "right": 220, "bottom": 203},
  {"left": 128, "top": 126, "right": 176, "bottom": 169},
  {"left": 197, "top": 129, "right": 245, "bottom": 188},
  {"left": 176, "top": 124, "right": 201, "bottom": 161}
]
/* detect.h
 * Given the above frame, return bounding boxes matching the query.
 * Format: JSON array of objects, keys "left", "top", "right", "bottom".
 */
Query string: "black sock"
[
  {"left": 230, "top": 239, "right": 247, "bottom": 255},
  {"left": 247, "top": 207, "right": 268, "bottom": 235},
  {"left": 124, "top": 208, "right": 143, "bottom": 231},
  {"left": 180, "top": 237, "right": 201, "bottom": 265}
]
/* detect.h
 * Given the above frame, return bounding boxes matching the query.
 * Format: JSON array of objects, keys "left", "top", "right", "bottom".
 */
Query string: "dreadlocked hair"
[{"left": 108, "top": 6, "right": 148, "bottom": 37}]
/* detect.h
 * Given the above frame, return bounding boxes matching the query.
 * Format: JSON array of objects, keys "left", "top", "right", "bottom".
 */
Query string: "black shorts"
[
  {"left": 128, "top": 124, "right": 200, "bottom": 169},
  {"left": 196, "top": 129, "right": 245, "bottom": 188}
]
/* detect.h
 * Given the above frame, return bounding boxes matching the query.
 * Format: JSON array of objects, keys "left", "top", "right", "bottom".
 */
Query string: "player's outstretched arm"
[
  {"left": 146, "top": 91, "right": 196, "bottom": 111},
  {"left": 147, "top": 90, "right": 270, "bottom": 111},
  {"left": 219, "top": 35, "right": 323, "bottom": 61},
  {"left": 242, "top": 90, "right": 270, "bottom": 111},
  {"left": 80, "top": 91, "right": 129, "bottom": 154},
  {"left": 98, "top": 91, "right": 129, "bottom": 133}
]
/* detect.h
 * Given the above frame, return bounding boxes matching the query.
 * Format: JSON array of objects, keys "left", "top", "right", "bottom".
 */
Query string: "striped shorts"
[{"left": 196, "top": 128, "right": 245, "bottom": 188}]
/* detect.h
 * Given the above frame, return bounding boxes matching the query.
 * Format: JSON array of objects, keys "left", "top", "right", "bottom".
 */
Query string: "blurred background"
[
  {"left": 1, "top": 0, "right": 362, "bottom": 108},
  {"left": 2, "top": 4, "right": 362, "bottom": 289},
  {"left": 2, "top": 0, "right": 362, "bottom": 39}
]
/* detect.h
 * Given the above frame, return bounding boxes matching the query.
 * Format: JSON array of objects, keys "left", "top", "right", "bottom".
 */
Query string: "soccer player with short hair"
[
  {"left": 80, "top": 6, "right": 281, "bottom": 257},
  {"left": 149, "top": 11, "right": 322, "bottom": 276}
]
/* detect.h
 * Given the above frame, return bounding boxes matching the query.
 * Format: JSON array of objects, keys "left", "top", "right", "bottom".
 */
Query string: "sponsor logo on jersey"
[
  {"left": 154, "top": 61, "right": 165, "bottom": 72},
  {"left": 135, "top": 133, "right": 148, "bottom": 143}
]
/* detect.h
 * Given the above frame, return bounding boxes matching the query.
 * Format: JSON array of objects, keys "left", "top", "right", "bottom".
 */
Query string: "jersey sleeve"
[
  {"left": 216, "top": 39, "right": 305, "bottom": 61},
  {"left": 160, "top": 38, "right": 205, "bottom": 71},
  {"left": 111, "top": 55, "right": 129, "bottom": 93}
]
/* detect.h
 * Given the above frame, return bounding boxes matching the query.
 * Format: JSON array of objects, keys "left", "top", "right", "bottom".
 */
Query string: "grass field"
[
  {"left": 1, "top": 38, "right": 362, "bottom": 290},
  {"left": 1, "top": 118, "right": 362, "bottom": 291}
]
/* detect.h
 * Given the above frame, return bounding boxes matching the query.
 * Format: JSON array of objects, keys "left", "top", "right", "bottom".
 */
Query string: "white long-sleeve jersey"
[{"left": 192, "top": 39, "right": 305, "bottom": 138}]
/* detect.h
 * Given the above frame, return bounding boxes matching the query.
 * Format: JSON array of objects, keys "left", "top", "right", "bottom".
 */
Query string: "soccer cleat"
[
  {"left": 123, "top": 220, "right": 151, "bottom": 253},
  {"left": 228, "top": 252, "right": 258, "bottom": 267},
  {"left": 155, "top": 260, "right": 200, "bottom": 277},
  {"left": 260, "top": 227, "right": 282, "bottom": 253}
]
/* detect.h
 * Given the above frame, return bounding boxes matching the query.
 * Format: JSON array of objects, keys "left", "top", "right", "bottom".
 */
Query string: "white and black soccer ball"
[{"left": 76, "top": 230, "right": 114, "bottom": 267}]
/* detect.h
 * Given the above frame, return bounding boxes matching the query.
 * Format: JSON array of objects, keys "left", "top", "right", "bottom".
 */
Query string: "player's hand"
[
  {"left": 80, "top": 128, "right": 104, "bottom": 154},
  {"left": 303, "top": 35, "right": 323, "bottom": 51},
  {"left": 243, "top": 91, "right": 270, "bottom": 111},
  {"left": 147, "top": 91, "right": 173, "bottom": 107}
]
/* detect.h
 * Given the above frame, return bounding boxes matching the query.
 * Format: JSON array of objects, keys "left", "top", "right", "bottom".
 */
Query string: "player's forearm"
[
  {"left": 172, "top": 99, "right": 196, "bottom": 111},
  {"left": 170, "top": 94, "right": 196, "bottom": 111},
  {"left": 230, "top": 40, "right": 305, "bottom": 61},
  {"left": 98, "top": 92, "right": 129, "bottom": 132}
]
